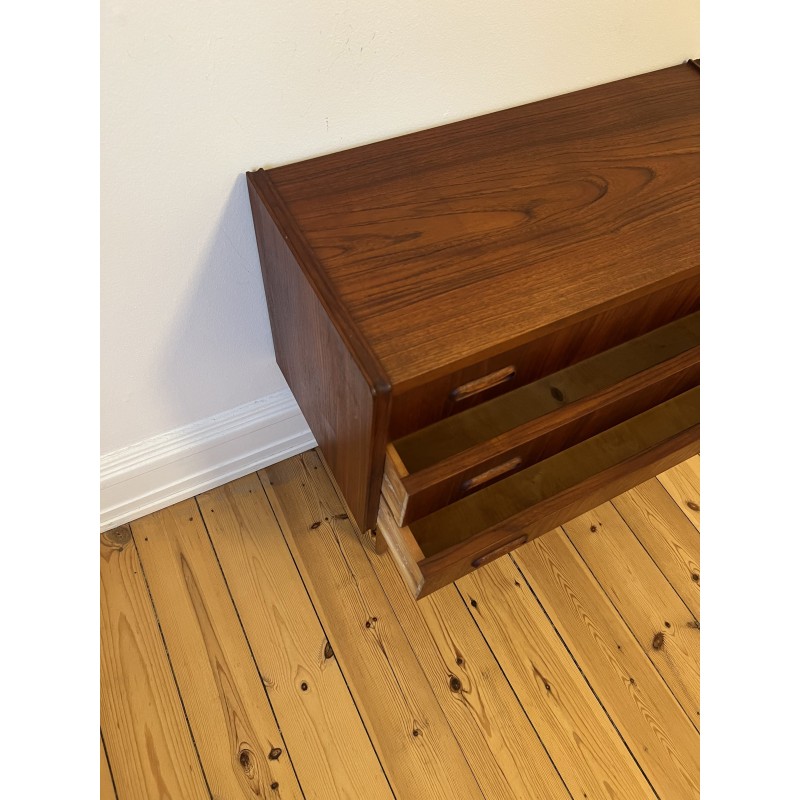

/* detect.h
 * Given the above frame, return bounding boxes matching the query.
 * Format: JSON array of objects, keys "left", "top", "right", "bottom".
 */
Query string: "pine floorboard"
[
  {"left": 563, "top": 503, "right": 700, "bottom": 729},
  {"left": 511, "top": 532, "right": 700, "bottom": 798},
  {"left": 101, "top": 448, "right": 700, "bottom": 799},
  {"left": 131, "top": 501, "right": 304, "bottom": 799},
  {"left": 197, "top": 473, "right": 393, "bottom": 800},
  {"left": 657, "top": 456, "right": 701, "bottom": 530},
  {"left": 613, "top": 478, "right": 700, "bottom": 618},
  {"left": 100, "top": 526, "right": 209, "bottom": 799},
  {"left": 263, "top": 452, "right": 485, "bottom": 800}
]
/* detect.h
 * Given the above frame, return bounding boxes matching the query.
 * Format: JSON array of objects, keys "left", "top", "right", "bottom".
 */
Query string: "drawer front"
[
  {"left": 388, "top": 275, "right": 699, "bottom": 439},
  {"left": 378, "top": 388, "right": 700, "bottom": 598},
  {"left": 385, "top": 313, "right": 699, "bottom": 526}
]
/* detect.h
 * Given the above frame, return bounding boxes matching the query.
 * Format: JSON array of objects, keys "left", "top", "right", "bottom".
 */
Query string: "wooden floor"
[{"left": 100, "top": 449, "right": 700, "bottom": 800}]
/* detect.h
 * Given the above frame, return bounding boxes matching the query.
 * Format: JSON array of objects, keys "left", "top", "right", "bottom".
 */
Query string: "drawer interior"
[
  {"left": 384, "top": 312, "right": 699, "bottom": 525},
  {"left": 379, "top": 387, "right": 699, "bottom": 597}
]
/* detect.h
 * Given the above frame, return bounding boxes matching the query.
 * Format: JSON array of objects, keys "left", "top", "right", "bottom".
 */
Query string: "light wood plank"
[
  {"left": 458, "top": 555, "right": 657, "bottom": 800},
  {"left": 563, "top": 503, "right": 700, "bottom": 729},
  {"left": 261, "top": 450, "right": 484, "bottom": 800},
  {"left": 613, "top": 479, "right": 700, "bottom": 618},
  {"left": 131, "top": 502, "right": 303, "bottom": 800},
  {"left": 100, "top": 737, "right": 117, "bottom": 800},
  {"left": 513, "top": 531, "right": 700, "bottom": 799},
  {"left": 100, "top": 526, "right": 208, "bottom": 800},
  {"left": 657, "top": 454, "right": 700, "bottom": 529},
  {"left": 364, "top": 530, "right": 571, "bottom": 800},
  {"left": 197, "top": 474, "right": 393, "bottom": 800}
]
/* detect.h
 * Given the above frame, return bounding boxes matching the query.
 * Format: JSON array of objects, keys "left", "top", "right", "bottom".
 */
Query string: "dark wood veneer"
[
  {"left": 248, "top": 186, "right": 389, "bottom": 528},
  {"left": 248, "top": 61, "right": 700, "bottom": 569},
  {"left": 380, "top": 389, "right": 700, "bottom": 598},
  {"left": 391, "top": 346, "right": 699, "bottom": 525},
  {"left": 387, "top": 275, "right": 698, "bottom": 438},
  {"left": 253, "top": 64, "right": 698, "bottom": 389}
]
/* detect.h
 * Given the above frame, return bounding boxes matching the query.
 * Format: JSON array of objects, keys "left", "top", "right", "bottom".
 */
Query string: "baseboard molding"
[{"left": 100, "top": 389, "right": 316, "bottom": 531}]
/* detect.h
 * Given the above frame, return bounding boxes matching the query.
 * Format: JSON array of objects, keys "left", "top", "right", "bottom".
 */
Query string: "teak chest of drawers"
[{"left": 247, "top": 62, "right": 700, "bottom": 598}]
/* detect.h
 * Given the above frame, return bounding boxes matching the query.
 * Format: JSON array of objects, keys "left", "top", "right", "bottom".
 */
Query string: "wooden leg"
[{"left": 372, "top": 527, "right": 388, "bottom": 555}]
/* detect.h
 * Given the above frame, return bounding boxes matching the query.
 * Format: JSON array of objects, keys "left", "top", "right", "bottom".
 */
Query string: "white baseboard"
[{"left": 100, "top": 389, "right": 316, "bottom": 531}]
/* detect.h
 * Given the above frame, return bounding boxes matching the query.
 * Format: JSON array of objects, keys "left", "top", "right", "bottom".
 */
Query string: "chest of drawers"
[{"left": 247, "top": 62, "right": 699, "bottom": 598}]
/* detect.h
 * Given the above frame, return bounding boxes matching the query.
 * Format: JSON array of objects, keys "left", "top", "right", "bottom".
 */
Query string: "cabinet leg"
[{"left": 372, "top": 527, "right": 388, "bottom": 555}]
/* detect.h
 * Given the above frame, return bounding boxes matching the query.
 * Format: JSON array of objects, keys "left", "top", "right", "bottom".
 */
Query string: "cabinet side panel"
[{"left": 249, "top": 183, "right": 377, "bottom": 530}]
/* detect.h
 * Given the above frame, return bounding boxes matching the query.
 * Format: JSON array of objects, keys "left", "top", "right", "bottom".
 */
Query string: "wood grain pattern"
[
  {"left": 381, "top": 443, "right": 410, "bottom": 526},
  {"left": 261, "top": 450, "right": 485, "bottom": 800},
  {"left": 392, "top": 311, "right": 699, "bottom": 471},
  {"left": 613, "top": 479, "right": 700, "bottom": 618},
  {"left": 562, "top": 503, "right": 700, "bottom": 729},
  {"left": 458, "top": 556, "right": 657, "bottom": 800},
  {"left": 248, "top": 64, "right": 699, "bottom": 530},
  {"left": 256, "top": 63, "right": 699, "bottom": 389},
  {"left": 392, "top": 342, "right": 699, "bottom": 524},
  {"left": 100, "top": 526, "right": 208, "bottom": 800},
  {"left": 131, "top": 503, "right": 303, "bottom": 799},
  {"left": 248, "top": 180, "right": 388, "bottom": 531},
  {"left": 413, "top": 388, "right": 699, "bottom": 553},
  {"left": 377, "top": 491, "right": 425, "bottom": 598},
  {"left": 384, "top": 421, "right": 698, "bottom": 597},
  {"left": 197, "top": 474, "right": 393, "bottom": 800},
  {"left": 100, "top": 737, "right": 117, "bottom": 800},
  {"left": 380, "top": 389, "right": 699, "bottom": 597},
  {"left": 363, "top": 528, "right": 571, "bottom": 800},
  {"left": 386, "top": 277, "right": 699, "bottom": 437},
  {"left": 512, "top": 532, "right": 700, "bottom": 799},
  {"left": 100, "top": 452, "right": 700, "bottom": 799},
  {"left": 658, "top": 455, "right": 700, "bottom": 529},
  {"left": 685, "top": 454, "right": 701, "bottom": 484}
]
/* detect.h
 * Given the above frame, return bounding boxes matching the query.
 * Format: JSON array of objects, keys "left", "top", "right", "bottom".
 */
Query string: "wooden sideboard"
[{"left": 247, "top": 62, "right": 699, "bottom": 598}]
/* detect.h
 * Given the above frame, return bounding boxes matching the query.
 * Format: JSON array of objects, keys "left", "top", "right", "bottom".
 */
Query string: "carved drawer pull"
[
  {"left": 471, "top": 535, "right": 529, "bottom": 568},
  {"left": 450, "top": 366, "right": 516, "bottom": 402},
  {"left": 461, "top": 457, "right": 523, "bottom": 493}
]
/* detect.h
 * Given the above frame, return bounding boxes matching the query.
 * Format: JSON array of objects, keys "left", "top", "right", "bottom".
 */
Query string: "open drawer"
[
  {"left": 383, "top": 312, "right": 700, "bottom": 527},
  {"left": 378, "top": 387, "right": 699, "bottom": 598}
]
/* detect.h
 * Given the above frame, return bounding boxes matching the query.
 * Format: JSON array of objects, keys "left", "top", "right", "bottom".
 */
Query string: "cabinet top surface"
[{"left": 250, "top": 63, "right": 698, "bottom": 389}]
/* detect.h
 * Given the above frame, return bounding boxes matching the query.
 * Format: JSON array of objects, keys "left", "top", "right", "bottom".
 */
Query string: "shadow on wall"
[{"left": 156, "top": 172, "right": 288, "bottom": 433}]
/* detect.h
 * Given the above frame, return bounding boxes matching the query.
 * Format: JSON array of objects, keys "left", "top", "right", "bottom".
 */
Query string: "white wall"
[{"left": 101, "top": 0, "right": 698, "bottom": 518}]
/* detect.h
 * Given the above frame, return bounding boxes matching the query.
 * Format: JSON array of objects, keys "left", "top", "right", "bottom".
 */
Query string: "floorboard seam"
[
  {"left": 126, "top": 522, "right": 215, "bottom": 800},
  {"left": 451, "top": 571, "right": 576, "bottom": 800},
  {"left": 559, "top": 521, "right": 700, "bottom": 733},
  {"left": 263, "top": 456, "right": 490, "bottom": 798},
  {"left": 255, "top": 468, "right": 398, "bottom": 800},
  {"left": 507, "top": 546, "right": 662, "bottom": 800},
  {"left": 655, "top": 473, "right": 700, "bottom": 533},
  {"left": 609, "top": 495, "right": 700, "bottom": 621},
  {"left": 100, "top": 730, "right": 120, "bottom": 800},
  {"left": 193, "top": 496, "right": 309, "bottom": 800},
  {"left": 287, "top": 455, "right": 491, "bottom": 799}
]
